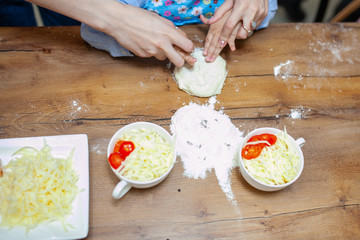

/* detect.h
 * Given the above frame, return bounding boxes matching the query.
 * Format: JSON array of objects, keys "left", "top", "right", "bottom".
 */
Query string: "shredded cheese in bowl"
[
  {"left": 0, "top": 141, "right": 80, "bottom": 232},
  {"left": 242, "top": 130, "right": 301, "bottom": 185},
  {"left": 116, "top": 127, "right": 174, "bottom": 182}
]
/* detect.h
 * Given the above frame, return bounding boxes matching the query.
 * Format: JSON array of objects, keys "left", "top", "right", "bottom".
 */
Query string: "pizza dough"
[{"left": 173, "top": 50, "right": 227, "bottom": 98}]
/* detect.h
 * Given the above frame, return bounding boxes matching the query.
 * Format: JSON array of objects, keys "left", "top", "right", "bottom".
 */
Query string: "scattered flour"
[
  {"left": 170, "top": 97, "right": 243, "bottom": 208},
  {"left": 91, "top": 144, "right": 104, "bottom": 155},
  {"left": 308, "top": 40, "right": 354, "bottom": 68},
  {"left": 273, "top": 60, "right": 294, "bottom": 81},
  {"left": 72, "top": 100, "right": 82, "bottom": 111},
  {"left": 69, "top": 98, "right": 90, "bottom": 119},
  {"left": 290, "top": 109, "right": 302, "bottom": 119},
  {"left": 288, "top": 106, "right": 311, "bottom": 125},
  {"left": 193, "top": 34, "right": 203, "bottom": 43},
  {"left": 273, "top": 25, "right": 359, "bottom": 92},
  {"left": 139, "top": 81, "right": 147, "bottom": 88},
  {"left": 60, "top": 97, "right": 92, "bottom": 125}
]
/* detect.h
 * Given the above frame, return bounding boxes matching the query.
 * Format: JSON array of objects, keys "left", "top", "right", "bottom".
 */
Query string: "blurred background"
[
  {"left": 274, "top": 0, "right": 359, "bottom": 23},
  {"left": 275, "top": 0, "right": 341, "bottom": 22},
  {"left": 0, "top": 0, "right": 359, "bottom": 26}
]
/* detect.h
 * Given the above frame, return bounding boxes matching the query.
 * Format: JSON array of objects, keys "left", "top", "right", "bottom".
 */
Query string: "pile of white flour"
[{"left": 170, "top": 97, "right": 243, "bottom": 204}]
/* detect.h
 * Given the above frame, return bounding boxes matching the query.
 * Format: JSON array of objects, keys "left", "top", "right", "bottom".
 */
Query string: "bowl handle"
[
  {"left": 296, "top": 138, "right": 306, "bottom": 148},
  {"left": 112, "top": 180, "right": 132, "bottom": 199}
]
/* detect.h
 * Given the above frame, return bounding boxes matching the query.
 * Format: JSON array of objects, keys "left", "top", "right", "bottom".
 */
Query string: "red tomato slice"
[
  {"left": 260, "top": 134, "right": 277, "bottom": 146},
  {"left": 113, "top": 140, "right": 135, "bottom": 159},
  {"left": 242, "top": 133, "right": 277, "bottom": 160},
  {"left": 248, "top": 135, "right": 263, "bottom": 143},
  {"left": 119, "top": 141, "right": 135, "bottom": 158},
  {"left": 108, "top": 152, "right": 124, "bottom": 169},
  {"left": 113, "top": 140, "right": 124, "bottom": 154},
  {"left": 247, "top": 133, "right": 277, "bottom": 146},
  {"left": 242, "top": 144, "right": 262, "bottom": 160}
]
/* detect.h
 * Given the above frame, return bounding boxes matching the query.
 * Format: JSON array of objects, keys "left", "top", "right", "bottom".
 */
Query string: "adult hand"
[{"left": 107, "top": 4, "right": 196, "bottom": 67}]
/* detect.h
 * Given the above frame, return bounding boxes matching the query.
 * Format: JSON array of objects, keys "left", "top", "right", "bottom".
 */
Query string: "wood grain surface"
[{"left": 0, "top": 23, "right": 359, "bottom": 240}]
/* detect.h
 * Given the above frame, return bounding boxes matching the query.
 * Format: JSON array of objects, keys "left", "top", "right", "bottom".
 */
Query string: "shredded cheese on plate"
[{"left": 0, "top": 141, "right": 80, "bottom": 232}]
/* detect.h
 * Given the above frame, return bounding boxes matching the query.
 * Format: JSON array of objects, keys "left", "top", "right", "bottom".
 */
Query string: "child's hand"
[{"left": 201, "top": 11, "right": 235, "bottom": 63}]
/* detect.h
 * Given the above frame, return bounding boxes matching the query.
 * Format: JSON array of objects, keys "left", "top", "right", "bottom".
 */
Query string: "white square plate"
[{"left": 0, "top": 134, "right": 89, "bottom": 240}]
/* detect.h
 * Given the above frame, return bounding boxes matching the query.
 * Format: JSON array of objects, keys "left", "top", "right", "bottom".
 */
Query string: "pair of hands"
[
  {"left": 26, "top": 0, "right": 267, "bottom": 67},
  {"left": 202, "top": 0, "right": 268, "bottom": 63},
  {"left": 108, "top": 0, "right": 268, "bottom": 67}
]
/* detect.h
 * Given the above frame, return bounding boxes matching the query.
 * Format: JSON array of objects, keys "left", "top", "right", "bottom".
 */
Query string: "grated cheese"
[
  {"left": 0, "top": 141, "right": 80, "bottom": 232},
  {"left": 117, "top": 128, "right": 174, "bottom": 182},
  {"left": 242, "top": 130, "right": 300, "bottom": 185}
]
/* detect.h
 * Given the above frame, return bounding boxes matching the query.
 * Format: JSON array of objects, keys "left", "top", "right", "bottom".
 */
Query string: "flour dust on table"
[{"left": 170, "top": 97, "right": 243, "bottom": 209}]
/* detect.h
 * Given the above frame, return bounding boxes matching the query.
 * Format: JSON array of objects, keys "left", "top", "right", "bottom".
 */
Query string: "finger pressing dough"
[{"left": 173, "top": 50, "right": 227, "bottom": 98}]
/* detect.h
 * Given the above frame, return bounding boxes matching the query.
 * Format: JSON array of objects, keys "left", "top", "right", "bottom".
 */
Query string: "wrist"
[
  {"left": 25, "top": 0, "right": 125, "bottom": 34},
  {"left": 86, "top": 0, "right": 128, "bottom": 34}
]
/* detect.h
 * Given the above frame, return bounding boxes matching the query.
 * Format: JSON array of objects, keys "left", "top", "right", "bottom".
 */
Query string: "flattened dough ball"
[{"left": 174, "top": 50, "right": 227, "bottom": 98}]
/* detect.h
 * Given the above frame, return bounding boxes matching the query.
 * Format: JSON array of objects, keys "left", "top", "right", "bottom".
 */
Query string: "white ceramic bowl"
[
  {"left": 107, "top": 122, "right": 176, "bottom": 199},
  {"left": 238, "top": 127, "right": 305, "bottom": 191}
]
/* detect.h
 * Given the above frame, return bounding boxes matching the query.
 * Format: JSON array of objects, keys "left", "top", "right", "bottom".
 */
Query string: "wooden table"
[{"left": 0, "top": 23, "right": 359, "bottom": 239}]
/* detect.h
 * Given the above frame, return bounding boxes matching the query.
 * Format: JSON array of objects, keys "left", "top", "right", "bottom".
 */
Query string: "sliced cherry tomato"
[
  {"left": 119, "top": 141, "right": 135, "bottom": 158},
  {"left": 108, "top": 152, "right": 124, "bottom": 169},
  {"left": 113, "top": 140, "right": 124, "bottom": 154},
  {"left": 248, "top": 135, "right": 263, "bottom": 143},
  {"left": 113, "top": 140, "right": 135, "bottom": 158},
  {"left": 242, "top": 133, "right": 277, "bottom": 160},
  {"left": 259, "top": 134, "right": 277, "bottom": 146},
  {"left": 242, "top": 144, "right": 262, "bottom": 160},
  {"left": 248, "top": 133, "right": 277, "bottom": 146}
]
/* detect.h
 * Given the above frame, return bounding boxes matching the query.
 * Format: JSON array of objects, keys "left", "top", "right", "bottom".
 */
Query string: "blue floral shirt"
[{"left": 143, "top": 0, "right": 225, "bottom": 26}]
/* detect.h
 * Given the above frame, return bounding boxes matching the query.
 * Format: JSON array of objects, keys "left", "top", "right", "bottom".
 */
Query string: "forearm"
[
  {"left": 25, "top": 0, "right": 122, "bottom": 33},
  {"left": 26, "top": 0, "right": 194, "bottom": 66}
]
